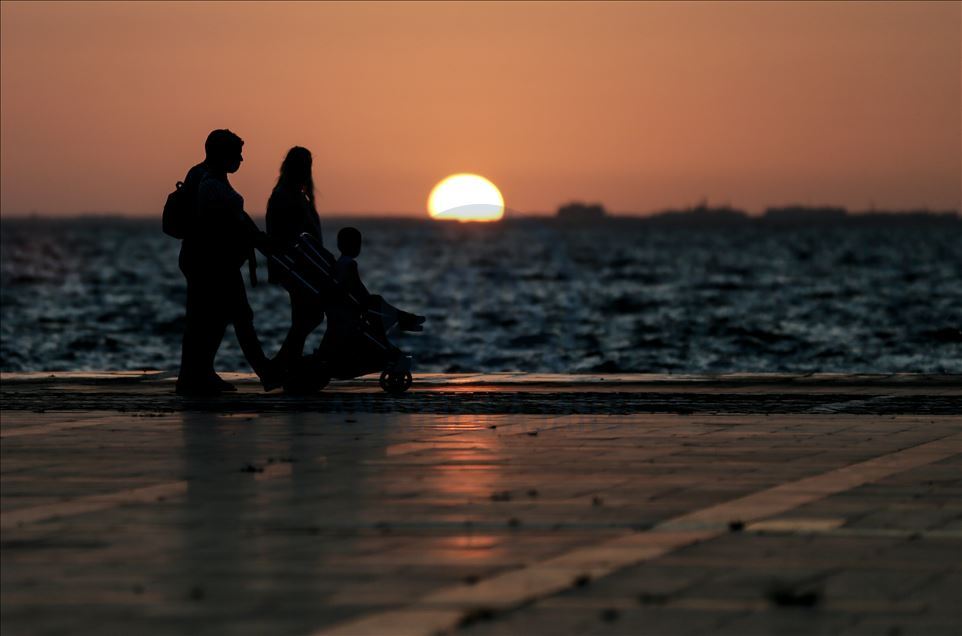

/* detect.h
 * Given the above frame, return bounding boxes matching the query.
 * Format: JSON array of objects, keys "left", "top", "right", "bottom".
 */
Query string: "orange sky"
[{"left": 1, "top": 1, "right": 959, "bottom": 217}]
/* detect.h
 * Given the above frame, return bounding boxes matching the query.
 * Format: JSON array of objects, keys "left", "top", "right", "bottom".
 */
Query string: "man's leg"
[
  {"left": 178, "top": 282, "right": 199, "bottom": 383},
  {"left": 226, "top": 272, "right": 283, "bottom": 389},
  {"left": 198, "top": 312, "right": 229, "bottom": 384},
  {"left": 178, "top": 277, "right": 229, "bottom": 393}
]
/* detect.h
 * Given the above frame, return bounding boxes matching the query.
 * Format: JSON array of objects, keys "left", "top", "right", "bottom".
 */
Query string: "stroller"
[{"left": 268, "top": 232, "right": 415, "bottom": 395}]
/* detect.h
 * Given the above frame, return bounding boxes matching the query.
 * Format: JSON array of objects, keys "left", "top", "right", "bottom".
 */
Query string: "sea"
[{"left": 2, "top": 216, "right": 961, "bottom": 374}]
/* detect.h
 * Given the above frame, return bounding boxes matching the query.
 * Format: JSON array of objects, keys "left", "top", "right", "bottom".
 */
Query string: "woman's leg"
[{"left": 276, "top": 291, "right": 324, "bottom": 368}]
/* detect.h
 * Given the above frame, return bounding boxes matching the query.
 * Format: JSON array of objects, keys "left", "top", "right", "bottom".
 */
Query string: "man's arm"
[
  {"left": 237, "top": 210, "right": 270, "bottom": 252},
  {"left": 198, "top": 178, "right": 270, "bottom": 252}
]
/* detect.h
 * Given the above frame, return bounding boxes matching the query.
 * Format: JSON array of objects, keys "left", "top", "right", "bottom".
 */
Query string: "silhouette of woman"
[{"left": 266, "top": 147, "right": 325, "bottom": 370}]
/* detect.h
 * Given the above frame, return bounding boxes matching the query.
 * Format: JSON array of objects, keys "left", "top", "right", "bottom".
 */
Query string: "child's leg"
[
  {"left": 367, "top": 296, "right": 425, "bottom": 332},
  {"left": 365, "top": 295, "right": 399, "bottom": 333},
  {"left": 397, "top": 309, "right": 425, "bottom": 332}
]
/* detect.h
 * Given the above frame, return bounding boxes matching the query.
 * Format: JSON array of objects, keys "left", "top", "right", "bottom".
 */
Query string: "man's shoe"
[
  {"left": 259, "top": 361, "right": 287, "bottom": 392},
  {"left": 210, "top": 374, "right": 237, "bottom": 392}
]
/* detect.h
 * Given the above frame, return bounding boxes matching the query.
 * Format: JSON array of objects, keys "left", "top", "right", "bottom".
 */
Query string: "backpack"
[{"left": 162, "top": 181, "right": 191, "bottom": 239}]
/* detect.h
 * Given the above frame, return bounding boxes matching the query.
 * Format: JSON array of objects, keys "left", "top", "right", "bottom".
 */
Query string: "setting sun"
[{"left": 427, "top": 174, "right": 505, "bottom": 222}]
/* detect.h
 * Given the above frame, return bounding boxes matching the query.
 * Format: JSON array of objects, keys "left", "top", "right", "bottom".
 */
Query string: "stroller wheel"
[{"left": 379, "top": 369, "right": 412, "bottom": 394}]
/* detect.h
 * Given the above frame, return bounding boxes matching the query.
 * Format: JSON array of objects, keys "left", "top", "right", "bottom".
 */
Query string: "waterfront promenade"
[{"left": 2, "top": 373, "right": 960, "bottom": 635}]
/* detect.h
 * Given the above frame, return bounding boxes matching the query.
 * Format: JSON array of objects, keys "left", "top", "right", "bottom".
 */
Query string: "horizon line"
[{"left": 1, "top": 207, "right": 959, "bottom": 221}]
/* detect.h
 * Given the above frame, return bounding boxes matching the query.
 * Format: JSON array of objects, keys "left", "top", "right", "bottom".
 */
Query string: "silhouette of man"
[{"left": 176, "top": 129, "right": 281, "bottom": 395}]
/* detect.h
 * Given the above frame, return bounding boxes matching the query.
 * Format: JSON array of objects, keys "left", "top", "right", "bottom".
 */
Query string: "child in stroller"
[{"left": 268, "top": 228, "right": 425, "bottom": 394}]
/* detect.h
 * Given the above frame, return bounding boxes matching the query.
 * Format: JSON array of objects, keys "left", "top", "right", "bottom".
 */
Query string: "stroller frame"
[{"left": 268, "top": 232, "right": 414, "bottom": 394}]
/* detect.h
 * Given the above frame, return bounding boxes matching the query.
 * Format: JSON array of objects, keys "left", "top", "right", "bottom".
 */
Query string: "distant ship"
[
  {"left": 556, "top": 202, "right": 607, "bottom": 221},
  {"left": 763, "top": 205, "right": 847, "bottom": 223}
]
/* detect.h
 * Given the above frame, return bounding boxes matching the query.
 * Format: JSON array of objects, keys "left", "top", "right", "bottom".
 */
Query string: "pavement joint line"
[
  {"left": 745, "top": 517, "right": 846, "bottom": 532},
  {"left": 806, "top": 394, "right": 897, "bottom": 414},
  {"left": 535, "top": 596, "right": 931, "bottom": 613},
  {"left": 0, "top": 418, "right": 133, "bottom": 438},
  {"left": 0, "top": 457, "right": 304, "bottom": 530},
  {"left": 0, "top": 481, "right": 189, "bottom": 530},
  {"left": 749, "top": 526, "right": 962, "bottom": 540},
  {"left": 312, "top": 431, "right": 962, "bottom": 636},
  {"left": 681, "top": 515, "right": 962, "bottom": 540}
]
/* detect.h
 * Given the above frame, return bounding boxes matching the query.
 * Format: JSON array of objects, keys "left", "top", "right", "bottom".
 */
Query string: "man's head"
[
  {"left": 337, "top": 227, "right": 362, "bottom": 258},
  {"left": 205, "top": 129, "right": 244, "bottom": 173}
]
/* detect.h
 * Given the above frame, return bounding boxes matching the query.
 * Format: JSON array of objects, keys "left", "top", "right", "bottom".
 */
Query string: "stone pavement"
[
  {"left": 2, "top": 372, "right": 960, "bottom": 415},
  {"left": 1, "top": 373, "right": 960, "bottom": 635}
]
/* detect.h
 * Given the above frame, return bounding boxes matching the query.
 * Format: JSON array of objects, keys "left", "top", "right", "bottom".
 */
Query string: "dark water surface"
[{"left": 2, "top": 217, "right": 960, "bottom": 374}]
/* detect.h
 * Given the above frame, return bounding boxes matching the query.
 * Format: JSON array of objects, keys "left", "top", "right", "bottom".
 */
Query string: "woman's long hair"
[{"left": 276, "top": 146, "right": 316, "bottom": 213}]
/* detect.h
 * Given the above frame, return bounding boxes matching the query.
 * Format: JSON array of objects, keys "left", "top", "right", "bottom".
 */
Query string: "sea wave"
[{"left": 2, "top": 217, "right": 961, "bottom": 374}]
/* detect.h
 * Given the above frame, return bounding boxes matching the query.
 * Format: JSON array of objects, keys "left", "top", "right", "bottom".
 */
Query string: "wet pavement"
[{"left": 1, "top": 373, "right": 960, "bottom": 635}]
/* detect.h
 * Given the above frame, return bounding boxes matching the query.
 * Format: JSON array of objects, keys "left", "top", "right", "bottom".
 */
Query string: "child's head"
[{"left": 337, "top": 227, "right": 362, "bottom": 258}]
